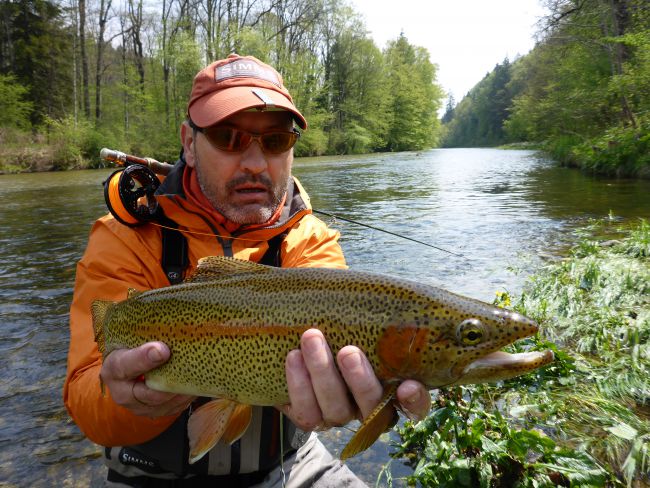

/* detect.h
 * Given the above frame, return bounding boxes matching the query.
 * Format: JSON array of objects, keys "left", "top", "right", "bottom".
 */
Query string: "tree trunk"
[
  {"left": 95, "top": 0, "right": 111, "bottom": 122},
  {"left": 128, "top": 0, "right": 145, "bottom": 94},
  {"left": 607, "top": 0, "right": 637, "bottom": 127},
  {"left": 79, "top": 0, "right": 90, "bottom": 118}
]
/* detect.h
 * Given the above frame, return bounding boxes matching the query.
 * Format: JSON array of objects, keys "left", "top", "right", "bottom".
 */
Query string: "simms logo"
[
  {"left": 216, "top": 60, "right": 281, "bottom": 87},
  {"left": 119, "top": 450, "right": 157, "bottom": 469}
]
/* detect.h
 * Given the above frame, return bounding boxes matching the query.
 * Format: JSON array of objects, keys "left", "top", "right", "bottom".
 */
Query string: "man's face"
[{"left": 185, "top": 110, "right": 294, "bottom": 225}]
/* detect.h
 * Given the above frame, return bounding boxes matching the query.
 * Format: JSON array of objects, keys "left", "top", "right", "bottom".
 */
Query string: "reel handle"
[{"left": 100, "top": 148, "right": 175, "bottom": 176}]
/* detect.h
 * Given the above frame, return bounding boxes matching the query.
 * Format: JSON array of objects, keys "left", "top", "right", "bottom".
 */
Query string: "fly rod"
[
  {"left": 312, "top": 209, "right": 465, "bottom": 258},
  {"left": 100, "top": 148, "right": 465, "bottom": 258},
  {"left": 100, "top": 148, "right": 175, "bottom": 176}
]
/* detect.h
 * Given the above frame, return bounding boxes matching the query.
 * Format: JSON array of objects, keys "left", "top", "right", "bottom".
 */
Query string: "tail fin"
[{"left": 91, "top": 299, "right": 115, "bottom": 355}]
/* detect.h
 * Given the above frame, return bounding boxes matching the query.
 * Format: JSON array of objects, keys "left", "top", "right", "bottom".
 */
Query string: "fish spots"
[{"left": 99, "top": 265, "right": 542, "bottom": 398}]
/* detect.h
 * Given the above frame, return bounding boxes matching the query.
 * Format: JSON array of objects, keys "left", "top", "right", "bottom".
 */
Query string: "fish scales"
[
  {"left": 92, "top": 256, "right": 554, "bottom": 462},
  {"left": 102, "top": 268, "right": 432, "bottom": 403},
  {"left": 97, "top": 264, "right": 543, "bottom": 404}
]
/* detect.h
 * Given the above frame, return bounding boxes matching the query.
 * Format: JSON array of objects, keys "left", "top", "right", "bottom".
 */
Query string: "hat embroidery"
[{"left": 215, "top": 60, "right": 281, "bottom": 87}]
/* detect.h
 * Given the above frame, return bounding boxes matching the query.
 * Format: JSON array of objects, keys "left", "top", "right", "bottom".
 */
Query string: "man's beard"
[{"left": 195, "top": 163, "right": 289, "bottom": 225}]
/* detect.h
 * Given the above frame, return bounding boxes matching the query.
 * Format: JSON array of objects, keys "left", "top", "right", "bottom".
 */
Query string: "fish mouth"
[{"left": 454, "top": 349, "right": 555, "bottom": 385}]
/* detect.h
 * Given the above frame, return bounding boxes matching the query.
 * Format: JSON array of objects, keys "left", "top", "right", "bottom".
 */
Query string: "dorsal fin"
[
  {"left": 127, "top": 288, "right": 144, "bottom": 299},
  {"left": 186, "top": 256, "right": 273, "bottom": 283}
]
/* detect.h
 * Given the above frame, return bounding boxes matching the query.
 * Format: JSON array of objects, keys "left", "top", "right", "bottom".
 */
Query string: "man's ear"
[{"left": 180, "top": 121, "right": 196, "bottom": 168}]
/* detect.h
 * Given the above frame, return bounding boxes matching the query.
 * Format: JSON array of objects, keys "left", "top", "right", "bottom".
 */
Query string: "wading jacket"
[{"left": 63, "top": 160, "right": 346, "bottom": 478}]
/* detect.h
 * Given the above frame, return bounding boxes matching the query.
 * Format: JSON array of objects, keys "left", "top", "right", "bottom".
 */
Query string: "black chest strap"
[
  {"left": 160, "top": 218, "right": 189, "bottom": 285},
  {"left": 161, "top": 224, "right": 287, "bottom": 285},
  {"left": 258, "top": 231, "right": 288, "bottom": 267}
]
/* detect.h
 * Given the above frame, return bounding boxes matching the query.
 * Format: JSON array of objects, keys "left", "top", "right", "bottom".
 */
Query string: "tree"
[
  {"left": 0, "top": 74, "right": 33, "bottom": 128},
  {"left": 441, "top": 95, "right": 455, "bottom": 124},
  {"left": 0, "top": 0, "right": 73, "bottom": 125},
  {"left": 324, "top": 15, "right": 391, "bottom": 153},
  {"left": 79, "top": 0, "right": 90, "bottom": 118},
  {"left": 384, "top": 34, "right": 443, "bottom": 151}
]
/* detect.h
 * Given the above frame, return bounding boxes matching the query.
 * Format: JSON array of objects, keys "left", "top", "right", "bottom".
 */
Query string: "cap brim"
[{"left": 188, "top": 86, "right": 307, "bottom": 130}]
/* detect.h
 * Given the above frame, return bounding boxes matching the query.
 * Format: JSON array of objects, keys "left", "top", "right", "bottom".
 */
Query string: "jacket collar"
[{"left": 155, "top": 158, "right": 312, "bottom": 237}]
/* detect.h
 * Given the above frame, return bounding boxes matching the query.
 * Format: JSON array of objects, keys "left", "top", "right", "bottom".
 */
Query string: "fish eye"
[{"left": 457, "top": 318, "right": 486, "bottom": 346}]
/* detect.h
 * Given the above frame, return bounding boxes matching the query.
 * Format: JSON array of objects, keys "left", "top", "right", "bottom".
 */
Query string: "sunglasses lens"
[
  {"left": 201, "top": 127, "right": 298, "bottom": 153},
  {"left": 261, "top": 132, "right": 298, "bottom": 154},
  {"left": 204, "top": 127, "right": 252, "bottom": 152}
]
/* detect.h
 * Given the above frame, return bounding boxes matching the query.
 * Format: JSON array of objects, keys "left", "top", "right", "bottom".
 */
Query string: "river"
[{"left": 1, "top": 148, "right": 648, "bottom": 486}]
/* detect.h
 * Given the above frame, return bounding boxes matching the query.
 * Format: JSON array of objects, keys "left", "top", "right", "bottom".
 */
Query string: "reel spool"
[{"left": 103, "top": 165, "right": 162, "bottom": 226}]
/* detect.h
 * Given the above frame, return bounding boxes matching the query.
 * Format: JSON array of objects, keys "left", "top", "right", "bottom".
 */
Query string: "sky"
[{"left": 348, "top": 0, "right": 548, "bottom": 102}]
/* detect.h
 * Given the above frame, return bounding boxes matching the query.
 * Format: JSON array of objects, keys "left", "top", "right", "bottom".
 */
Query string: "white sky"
[{"left": 348, "top": 0, "right": 547, "bottom": 102}]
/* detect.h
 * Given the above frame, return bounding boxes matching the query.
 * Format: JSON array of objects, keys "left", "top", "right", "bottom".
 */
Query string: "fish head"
[{"left": 377, "top": 299, "right": 553, "bottom": 388}]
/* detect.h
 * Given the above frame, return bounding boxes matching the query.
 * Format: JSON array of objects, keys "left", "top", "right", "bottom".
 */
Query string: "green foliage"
[
  {"left": 443, "top": 58, "right": 517, "bottom": 148},
  {"left": 325, "top": 23, "right": 393, "bottom": 154},
  {"left": 0, "top": 74, "right": 33, "bottom": 129},
  {"left": 564, "top": 118, "right": 650, "bottom": 176},
  {"left": 383, "top": 35, "right": 443, "bottom": 151},
  {"left": 0, "top": 0, "right": 73, "bottom": 126},
  {"left": 514, "top": 220, "right": 650, "bottom": 484},
  {"left": 389, "top": 388, "right": 610, "bottom": 487},
  {"left": 386, "top": 220, "right": 650, "bottom": 487},
  {"left": 43, "top": 117, "right": 84, "bottom": 170},
  {"left": 442, "top": 1, "right": 650, "bottom": 177},
  {"left": 0, "top": 0, "right": 446, "bottom": 169},
  {"left": 295, "top": 111, "right": 330, "bottom": 157}
]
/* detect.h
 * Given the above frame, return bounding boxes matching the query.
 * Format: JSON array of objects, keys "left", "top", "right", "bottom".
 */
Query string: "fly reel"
[{"left": 103, "top": 165, "right": 162, "bottom": 226}]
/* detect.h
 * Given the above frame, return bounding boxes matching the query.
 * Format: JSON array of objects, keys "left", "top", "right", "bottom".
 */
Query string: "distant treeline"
[
  {"left": 442, "top": 0, "right": 650, "bottom": 177},
  {"left": 0, "top": 0, "right": 444, "bottom": 171}
]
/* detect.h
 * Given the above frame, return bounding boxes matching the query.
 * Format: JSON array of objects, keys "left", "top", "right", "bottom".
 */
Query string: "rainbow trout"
[{"left": 92, "top": 256, "right": 553, "bottom": 463}]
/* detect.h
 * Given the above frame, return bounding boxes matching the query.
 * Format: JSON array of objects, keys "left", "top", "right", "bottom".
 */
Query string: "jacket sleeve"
[
  {"left": 281, "top": 214, "right": 347, "bottom": 269},
  {"left": 63, "top": 218, "right": 179, "bottom": 447}
]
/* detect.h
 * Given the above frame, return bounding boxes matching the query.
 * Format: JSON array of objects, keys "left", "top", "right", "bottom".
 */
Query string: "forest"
[
  {"left": 442, "top": 0, "right": 650, "bottom": 177},
  {"left": 0, "top": 0, "right": 444, "bottom": 171},
  {"left": 1, "top": 0, "right": 649, "bottom": 177}
]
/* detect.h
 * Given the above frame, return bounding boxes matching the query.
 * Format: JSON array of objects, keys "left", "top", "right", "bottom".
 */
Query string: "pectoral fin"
[
  {"left": 187, "top": 399, "right": 253, "bottom": 464},
  {"left": 340, "top": 384, "right": 399, "bottom": 460}
]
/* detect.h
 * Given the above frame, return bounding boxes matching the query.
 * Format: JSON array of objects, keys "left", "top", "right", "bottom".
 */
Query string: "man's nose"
[{"left": 239, "top": 140, "right": 267, "bottom": 174}]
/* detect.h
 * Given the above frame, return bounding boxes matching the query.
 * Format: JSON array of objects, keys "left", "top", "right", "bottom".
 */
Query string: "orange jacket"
[{"left": 64, "top": 164, "right": 346, "bottom": 447}]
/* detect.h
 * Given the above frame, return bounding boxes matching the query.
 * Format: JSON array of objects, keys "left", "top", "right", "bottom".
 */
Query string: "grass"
[{"left": 381, "top": 219, "right": 650, "bottom": 487}]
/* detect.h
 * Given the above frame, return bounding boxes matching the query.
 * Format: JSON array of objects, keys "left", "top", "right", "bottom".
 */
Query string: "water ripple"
[{"left": 2, "top": 155, "right": 650, "bottom": 485}]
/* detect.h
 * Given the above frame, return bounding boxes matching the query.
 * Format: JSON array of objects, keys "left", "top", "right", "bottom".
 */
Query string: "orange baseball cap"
[{"left": 187, "top": 54, "right": 307, "bottom": 129}]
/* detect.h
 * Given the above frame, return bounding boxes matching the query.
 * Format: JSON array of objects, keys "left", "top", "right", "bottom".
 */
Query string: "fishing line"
[
  {"left": 149, "top": 221, "right": 280, "bottom": 242},
  {"left": 313, "top": 209, "right": 466, "bottom": 259},
  {"left": 279, "top": 412, "right": 287, "bottom": 488},
  {"left": 99, "top": 148, "right": 466, "bottom": 257},
  {"left": 150, "top": 218, "right": 467, "bottom": 261}
]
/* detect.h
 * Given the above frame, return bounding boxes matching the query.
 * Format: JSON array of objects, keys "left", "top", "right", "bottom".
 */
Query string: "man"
[{"left": 64, "top": 54, "right": 431, "bottom": 487}]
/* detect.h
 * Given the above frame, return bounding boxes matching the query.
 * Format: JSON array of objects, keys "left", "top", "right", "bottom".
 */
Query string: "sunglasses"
[{"left": 192, "top": 122, "right": 300, "bottom": 154}]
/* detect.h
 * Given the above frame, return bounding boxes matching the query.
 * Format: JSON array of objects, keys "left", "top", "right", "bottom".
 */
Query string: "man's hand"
[
  {"left": 100, "top": 342, "right": 195, "bottom": 418},
  {"left": 279, "top": 329, "right": 431, "bottom": 431}
]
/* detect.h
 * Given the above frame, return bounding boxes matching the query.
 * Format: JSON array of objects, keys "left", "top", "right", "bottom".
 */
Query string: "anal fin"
[{"left": 340, "top": 384, "right": 399, "bottom": 460}]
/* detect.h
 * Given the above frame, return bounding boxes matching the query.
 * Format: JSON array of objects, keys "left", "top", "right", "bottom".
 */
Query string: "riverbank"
[
  {"left": 2, "top": 153, "right": 648, "bottom": 485},
  {"left": 544, "top": 119, "right": 650, "bottom": 179},
  {"left": 387, "top": 220, "right": 649, "bottom": 487},
  {"left": 0, "top": 126, "right": 105, "bottom": 174},
  {"left": 4, "top": 144, "right": 650, "bottom": 180},
  {"left": 2, "top": 124, "right": 650, "bottom": 179}
]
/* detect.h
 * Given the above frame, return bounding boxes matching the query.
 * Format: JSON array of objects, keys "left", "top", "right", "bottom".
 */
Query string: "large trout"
[{"left": 92, "top": 256, "right": 553, "bottom": 463}]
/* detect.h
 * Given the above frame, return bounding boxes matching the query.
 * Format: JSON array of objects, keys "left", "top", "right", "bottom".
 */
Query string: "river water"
[{"left": 1, "top": 149, "right": 648, "bottom": 486}]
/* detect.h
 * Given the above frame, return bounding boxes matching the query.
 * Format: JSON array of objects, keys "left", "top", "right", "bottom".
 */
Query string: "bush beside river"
[{"left": 385, "top": 220, "right": 649, "bottom": 487}]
